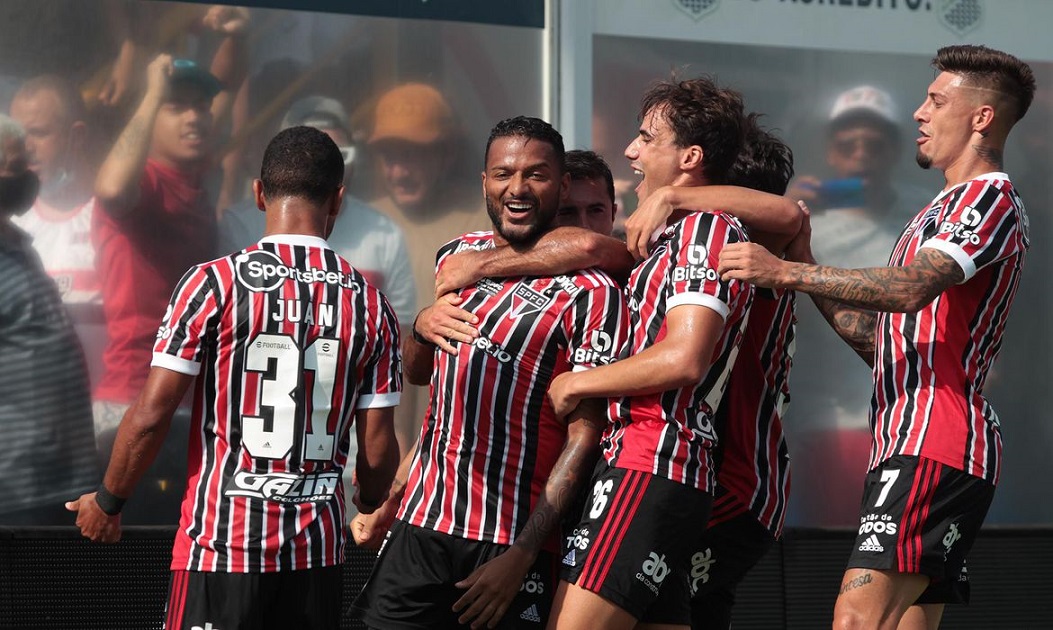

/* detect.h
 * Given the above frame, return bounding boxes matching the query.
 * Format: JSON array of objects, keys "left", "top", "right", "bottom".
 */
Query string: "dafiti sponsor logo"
[
  {"left": 235, "top": 249, "right": 360, "bottom": 293},
  {"left": 943, "top": 522, "right": 962, "bottom": 559},
  {"left": 690, "top": 548, "right": 715, "bottom": 594},
  {"left": 636, "top": 552, "right": 670, "bottom": 595},
  {"left": 225, "top": 470, "right": 339, "bottom": 504}
]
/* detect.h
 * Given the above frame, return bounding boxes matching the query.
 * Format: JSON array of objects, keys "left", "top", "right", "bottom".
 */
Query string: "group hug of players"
[{"left": 70, "top": 44, "right": 1036, "bottom": 630}]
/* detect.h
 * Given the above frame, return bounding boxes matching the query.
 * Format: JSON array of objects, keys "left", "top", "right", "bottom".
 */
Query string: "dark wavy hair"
[
  {"left": 638, "top": 75, "right": 745, "bottom": 184},
  {"left": 727, "top": 113, "right": 795, "bottom": 196}
]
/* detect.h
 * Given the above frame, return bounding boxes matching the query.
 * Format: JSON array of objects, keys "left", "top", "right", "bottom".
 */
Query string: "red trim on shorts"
[
  {"left": 897, "top": 459, "right": 942, "bottom": 572},
  {"left": 166, "top": 570, "right": 189, "bottom": 630},
  {"left": 580, "top": 471, "right": 651, "bottom": 592}
]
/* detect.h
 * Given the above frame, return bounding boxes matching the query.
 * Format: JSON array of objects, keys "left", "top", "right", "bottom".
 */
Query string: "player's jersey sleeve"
[
  {"left": 921, "top": 177, "right": 1029, "bottom": 282},
  {"left": 355, "top": 292, "right": 403, "bottom": 410},
  {"left": 665, "top": 212, "right": 749, "bottom": 320},
  {"left": 563, "top": 277, "right": 628, "bottom": 372},
  {"left": 151, "top": 265, "right": 221, "bottom": 375}
]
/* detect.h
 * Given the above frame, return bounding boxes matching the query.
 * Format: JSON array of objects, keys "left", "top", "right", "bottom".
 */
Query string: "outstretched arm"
[
  {"left": 718, "top": 244, "right": 963, "bottom": 314},
  {"left": 94, "top": 54, "right": 174, "bottom": 217},
  {"left": 66, "top": 367, "right": 194, "bottom": 542},
  {"left": 624, "top": 185, "right": 803, "bottom": 259},
  {"left": 451, "top": 398, "right": 608, "bottom": 628},
  {"left": 435, "top": 227, "right": 634, "bottom": 296}
]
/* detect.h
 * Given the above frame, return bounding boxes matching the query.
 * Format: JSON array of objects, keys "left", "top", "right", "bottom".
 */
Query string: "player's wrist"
[
  {"left": 411, "top": 310, "right": 435, "bottom": 347},
  {"left": 94, "top": 485, "right": 128, "bottom": 516}
]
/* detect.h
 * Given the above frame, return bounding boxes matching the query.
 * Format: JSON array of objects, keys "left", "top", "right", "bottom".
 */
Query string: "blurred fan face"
[
  {"left": 827, "top": 121, "right": 897, "bottom": 182},
  {"left": 375, "top": 139, "right": 446, "bottom": 212},
  {"left": 151, "top": 83, "right": 213, "bottom": 166}
]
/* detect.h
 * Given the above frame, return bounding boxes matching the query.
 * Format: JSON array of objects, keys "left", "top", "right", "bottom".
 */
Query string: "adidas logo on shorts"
[
  {"left": 562, "top": 549, "right": 576, "bottom": 566},
  {"left": 858, "top": 534, "right": 884, "bottom": 553},
  {"left": 520, "top": 604, "right": 542, "bottom": 623}
]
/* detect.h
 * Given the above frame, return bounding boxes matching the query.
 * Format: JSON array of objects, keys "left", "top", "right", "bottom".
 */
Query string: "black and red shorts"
[
  {"left": 847, "top": 454, "right": 994, "bottom": 604},
  {"left": 165, "top": 565, "right": 343, "bottom": 630},
  {"left": 560, "top": 461, "right": 711, "bottom": 624}
]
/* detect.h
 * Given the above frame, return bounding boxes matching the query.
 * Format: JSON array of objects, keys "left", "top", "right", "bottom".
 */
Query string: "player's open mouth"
[{"left": 504, "top": 200, "right": 535, "bottom": 221}]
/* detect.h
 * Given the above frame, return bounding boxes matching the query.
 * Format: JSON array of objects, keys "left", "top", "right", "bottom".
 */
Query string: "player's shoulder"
[
  {"left": 559, "top": 267, "right": 621, "bottom": 292},
  {"left": 437, "top": 231, "right": 496, "bottom": 258},
  {"left": 672, "top": 209, "right": 748, "bottom": 240}
]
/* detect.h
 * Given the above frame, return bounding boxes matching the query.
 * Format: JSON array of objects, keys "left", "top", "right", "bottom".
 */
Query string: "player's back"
[{"left": 154, "top": 234, "right": 401, "bottom": 572}]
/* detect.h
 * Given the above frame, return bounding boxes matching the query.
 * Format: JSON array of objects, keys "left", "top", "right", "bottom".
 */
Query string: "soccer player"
[
  {"left": 545, "top": 77, "right": 754, "bottom": 630},
  {"left": 717, "top": 45, "right": 1035, "bottom": 630},
  {"left": 350, "top": 117, "right": 627, "bottom": 630},
  {"left": 67, "top": 126, "right": 402, "bottom": 630}
]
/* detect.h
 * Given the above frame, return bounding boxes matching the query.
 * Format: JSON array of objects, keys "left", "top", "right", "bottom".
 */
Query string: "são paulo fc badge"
[{"left": 672, "top": 0, "right": 720, "bottom": 22}]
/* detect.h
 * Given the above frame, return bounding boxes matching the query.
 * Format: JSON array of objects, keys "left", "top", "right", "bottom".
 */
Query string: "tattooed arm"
[
  {"left": 719, "top": 244, "right": 964, "bottom": 313},
  {"left": 94, "top": 54, "right": 172, "bottom": 217},
  {"left": 451, "top": 398, "right": 607, "bottom": 627}
]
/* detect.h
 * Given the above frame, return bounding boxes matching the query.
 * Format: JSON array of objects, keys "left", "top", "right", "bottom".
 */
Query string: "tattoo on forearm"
[
  {"left": 972, "top": 144, "right": 1003, "bottom": 168},
  {"left": 839, "top": 572, "right": 873, "bottom": 595},
  {"left": 791, "top": 249, "right": 963, "bottom": 312},
  {"left": 811, "top": 296, "right": 877, "bottom": 365},
  {"left": 513, "top": 437, "right": 597, "bottom": 555}
]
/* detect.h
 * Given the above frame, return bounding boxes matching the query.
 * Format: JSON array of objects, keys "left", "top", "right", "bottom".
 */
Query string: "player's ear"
[
  {"left": 252, "top": 179, "right": 266, "bottom": 212},
  {"left": 681, "top": 145, "right": 704, "bottom": 172},
  {"left": 973, "top": 103, "right": 996, "bottom": 136},
  {"left": 559, "top": 171, "right": 571, "bottom": 203}
]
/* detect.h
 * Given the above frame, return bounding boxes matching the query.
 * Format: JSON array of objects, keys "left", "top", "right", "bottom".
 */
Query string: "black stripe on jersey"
[
  {"left": 167, "top": 267, "right": 209, "bottom": 355},
  {"left": 890, "top": 311, "right": 922, "bottom": 454},
  {"left": 972, "top": 203, "right": 1017, "bottom": 271}
]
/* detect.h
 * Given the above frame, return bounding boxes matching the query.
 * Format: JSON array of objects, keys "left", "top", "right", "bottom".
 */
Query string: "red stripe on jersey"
[
  {"left": 715, "top": 288, "right": 795, "bottom": 537},
  {"left": 870, "top": 175, "right": 1027, "bottom": 484},
  {"left": 157, "top": 236, "right": 401, "bottom": 572},
  {"left": 398, "top": 231, "right": 628, "bottom": 547},
  {"left": 603, "top": 212, "right": 753, "bottom": 492}
]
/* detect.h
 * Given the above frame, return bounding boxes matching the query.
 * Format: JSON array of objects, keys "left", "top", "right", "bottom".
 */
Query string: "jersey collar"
[{"left": 258, "top": 234, "right": 331, "bottom": 250}]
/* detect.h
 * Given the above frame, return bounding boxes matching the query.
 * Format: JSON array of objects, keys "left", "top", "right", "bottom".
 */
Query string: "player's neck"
[{"left": 263, "top": 199, "right": 330, "bottom": 239}]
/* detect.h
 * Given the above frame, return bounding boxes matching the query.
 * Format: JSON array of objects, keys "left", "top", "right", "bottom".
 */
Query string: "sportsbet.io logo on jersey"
[{"left": 235, "top": 249, "right": 360, "bottom": 293}]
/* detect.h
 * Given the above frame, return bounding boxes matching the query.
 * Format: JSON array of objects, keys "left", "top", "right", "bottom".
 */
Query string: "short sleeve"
[
  {"left": 921, "top": 177, "right": 1029, "bottom": 282},
  {"left": 563, "top": 278, "right": 628, "bottom": 372},
  {"left": 355, "top": 292, "right": 403, "bottom": 409},
  {"left": 665, "top": 212, "right": 749, "bottom": 320},
  {"left": 151, "top": 265, "right": 221, "bottom": 375}
]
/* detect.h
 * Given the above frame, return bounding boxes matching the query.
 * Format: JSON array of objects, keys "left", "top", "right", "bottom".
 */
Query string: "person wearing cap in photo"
[
  {"left": 90, "top": 52, "right": 237, "bottom": 521},
  {"left": 782, "top": 86, "right": 936, "bottom": 528},
  {"left": 367, "top": 82, "right": 488, "bottom": 444},
  {"left": 219, "top": 95, "right": 419, "bottom": 493}
]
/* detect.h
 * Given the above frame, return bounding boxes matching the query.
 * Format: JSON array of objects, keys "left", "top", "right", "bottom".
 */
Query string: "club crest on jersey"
[
  {"left": 235, "top": 249, "right": 360, "bottom": 293},
  {"left": 510, "top": 283, "right": 551, "bottom": 319}
]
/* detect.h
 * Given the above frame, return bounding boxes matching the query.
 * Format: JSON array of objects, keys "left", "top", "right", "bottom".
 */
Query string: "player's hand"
[
  {"left": 785, "top": 175, "right": 822, "bottom": 206},
  {"left": 350, "top": 496, "right": 397, "bottom": 549},
  {"left": 453, "top": 545, "right": 535, "bottom": 629},
  {"left": 435, "top": 251, "right": 485, "bottom": 297},
  {"left": 414, "top": 294, "right": 479, "bottom": 356},
  {"left": 717, "top": 242, "right": 789, "bottom": 288},
  {"left": 143, "top": 54, "right": 174, "bottom": 102},
  {"left": 784, "top": 201, "right": 816, "bottom": 264},
  {"left": 65, "top": 493, "right": 122, "bottom": 543},
  {"left": 624, "top": 185, "right": 677, "bottom": 260},
  {"left": 203, "top": 5, "right": 250, "bottom": 35},
  {"left": 547, "top": 371, "right": 582, "bottom": 419}
]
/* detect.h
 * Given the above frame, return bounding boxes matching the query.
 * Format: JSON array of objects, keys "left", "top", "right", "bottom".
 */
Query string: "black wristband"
[
  {"left": 94, "top": 486, "right": 127, "bottom": 516},
  {"left": 411, "top": 311, "right": 436, "bottom": 347}
]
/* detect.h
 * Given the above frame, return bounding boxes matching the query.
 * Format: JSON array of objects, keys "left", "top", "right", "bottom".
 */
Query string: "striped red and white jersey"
[
  {"left": 870, "top": 173, "right": 1028, "bottom": 483},
  {"left": 603, "top": 211, "right": 753, "bottom": 492},
  {"left": 712, "top": 287, "right": 795, "bottom": 537},
  {"left": 151, "top": 234, "right": 402, "bottom": 573},
  {"left": 398, "top": 231, "right": 628, "bottom": 546}
]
